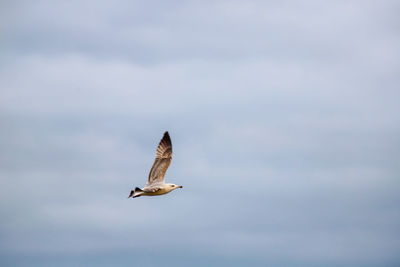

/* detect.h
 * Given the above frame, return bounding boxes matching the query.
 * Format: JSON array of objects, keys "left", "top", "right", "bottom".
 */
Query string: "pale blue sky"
[{"left": 1, "top": 0, "right": 399, "bottom": 266}]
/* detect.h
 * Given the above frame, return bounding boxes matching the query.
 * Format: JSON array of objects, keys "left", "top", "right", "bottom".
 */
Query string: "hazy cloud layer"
[{"left": 1, "top": 0, "right": 399, "bottom": 266}]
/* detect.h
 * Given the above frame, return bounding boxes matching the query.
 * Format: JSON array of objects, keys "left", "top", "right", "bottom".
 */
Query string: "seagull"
[{"left": 128, "top": 131, "right": 182, "bottom": 198}]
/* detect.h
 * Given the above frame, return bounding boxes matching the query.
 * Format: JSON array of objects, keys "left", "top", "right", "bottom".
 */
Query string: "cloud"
[{"left": 1, "top": 0, "right": 400, "bottom": 266}]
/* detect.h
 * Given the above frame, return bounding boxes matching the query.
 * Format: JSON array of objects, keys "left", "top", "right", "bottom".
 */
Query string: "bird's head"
[{"left": 167, "top": 183, "right": 183, "bottom": 191}]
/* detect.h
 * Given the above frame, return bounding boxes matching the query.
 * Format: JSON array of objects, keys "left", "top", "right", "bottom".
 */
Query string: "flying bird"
[{"left": 128, "top": 131, "right": 182, "bottom": 198}]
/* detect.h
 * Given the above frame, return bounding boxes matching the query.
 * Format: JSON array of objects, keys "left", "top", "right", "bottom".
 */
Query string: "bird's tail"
[{"left": 128, "top": 187, "right": 144, "bottom": 198}]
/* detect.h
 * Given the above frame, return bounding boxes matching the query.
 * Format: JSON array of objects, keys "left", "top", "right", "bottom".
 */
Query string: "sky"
[{"left": 0, "top": 0, "right": 400, "bottom": 266}]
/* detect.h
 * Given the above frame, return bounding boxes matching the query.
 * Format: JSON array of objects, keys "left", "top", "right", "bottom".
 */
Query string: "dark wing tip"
[
  {"left": 154, "top": 131, "right": 173, "bottom": 159},
  {"left": 162, "top": 131, "right": 171, "bottom": 146}
]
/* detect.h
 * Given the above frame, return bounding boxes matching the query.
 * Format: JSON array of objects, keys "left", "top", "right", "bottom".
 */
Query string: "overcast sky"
[{"left": 1, "top": 0, "right": 400, "bottom": 266}]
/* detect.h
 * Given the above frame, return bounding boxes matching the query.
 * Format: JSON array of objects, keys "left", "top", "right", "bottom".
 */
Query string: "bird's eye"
[{"left": 171, "top": 185, "right": 174, "bottom": 187}]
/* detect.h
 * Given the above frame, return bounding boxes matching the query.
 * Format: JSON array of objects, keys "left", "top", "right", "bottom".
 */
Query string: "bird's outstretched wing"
[{"left": 146, "top": 131, "right": 172, "bottom": 186}]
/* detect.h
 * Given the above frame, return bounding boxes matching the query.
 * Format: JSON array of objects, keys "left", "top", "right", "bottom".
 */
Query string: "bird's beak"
[{"left": 178, "top": 185, "right": 183, "bottom": 188}]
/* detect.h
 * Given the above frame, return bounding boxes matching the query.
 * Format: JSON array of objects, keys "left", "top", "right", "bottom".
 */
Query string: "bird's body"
[{"left": 128, "top": 132, "right": 182, "bottom": 198}]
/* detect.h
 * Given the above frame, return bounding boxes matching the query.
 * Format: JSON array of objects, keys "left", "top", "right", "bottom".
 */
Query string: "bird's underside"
[
  {"left": 128, "top": 185, "right": 172, "bottom": 198},
  {"left": 128, "top": 131, "right": 182, "bottom": 198}
]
